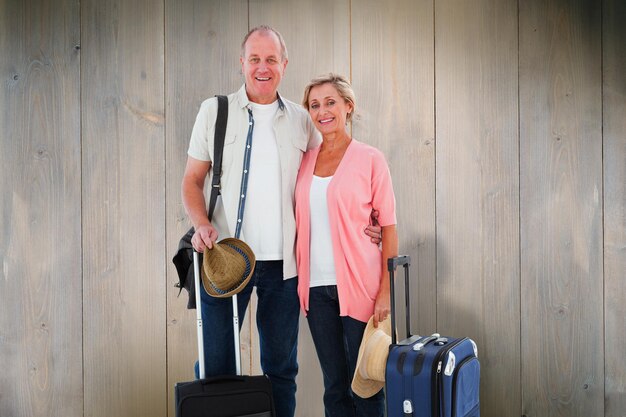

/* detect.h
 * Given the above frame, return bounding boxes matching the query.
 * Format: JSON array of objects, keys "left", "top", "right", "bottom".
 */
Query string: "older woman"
[{"left": 295, "top": 73, "right": 399, "bottom": 417}]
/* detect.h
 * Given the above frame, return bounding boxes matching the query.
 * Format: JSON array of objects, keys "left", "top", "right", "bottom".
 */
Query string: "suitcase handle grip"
[
  {"left": 412, "top": 334, "right": 441, "bottom": 351},
  {"left": 387, "top": 255, "right": 410, "bottom": 270},
  {"left": 388, "top": 255, "right": 411, "bottom": 345}
]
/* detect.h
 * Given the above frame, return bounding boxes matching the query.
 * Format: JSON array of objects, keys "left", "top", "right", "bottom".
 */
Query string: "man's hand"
[
  {"left": 191, "top": 224, "right": 219, "bottom": 252},
  {"left": 182, "top": 156, "right": 216, "bottom": 252},
  {"left": 364, "top": 209, "right": 382, "bottom": 244}
]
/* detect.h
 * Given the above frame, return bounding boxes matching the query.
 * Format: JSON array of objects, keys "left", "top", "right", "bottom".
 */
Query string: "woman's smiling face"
[{"left": 306, "top": 83, "right": 353, "bottom": 135}]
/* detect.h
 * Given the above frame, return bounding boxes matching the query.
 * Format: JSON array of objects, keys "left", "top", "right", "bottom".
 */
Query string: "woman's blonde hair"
[{"left": 302, "top": 73, "right": 356, "bottom": 122}]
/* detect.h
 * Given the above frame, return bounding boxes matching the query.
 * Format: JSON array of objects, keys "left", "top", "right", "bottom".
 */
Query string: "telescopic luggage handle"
[
  {"left": 193, "top": 251, "right": 206, "bottom": 378},
  {"left": 193, "top": 250, "right": 242, "bottom": 378},
  {"left": 387, "top": 255, "right": 411, "bottom": 345}
]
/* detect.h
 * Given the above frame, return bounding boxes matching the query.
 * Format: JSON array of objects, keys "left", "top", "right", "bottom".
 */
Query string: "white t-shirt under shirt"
[
  {"left": 241, "top": 101, "right": 283, "bottom": 260},
  {"left": 309, "top": 175, "right": 337, "bottom": 287}
]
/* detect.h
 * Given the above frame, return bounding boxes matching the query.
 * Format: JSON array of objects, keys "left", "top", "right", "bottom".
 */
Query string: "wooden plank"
[
  {"left": 519, "top": 1, "right": 603, "bottom": 416},
  {"left": 248, "top": 3, "right": 350, "bottom": 416},
  {"left": 351, "top": 0, "right": 435, "bottom": 340},
  {"left": 435, "top": 1, "right": 520, "bottom": 416},
  {"left": 81, "top": 1, "right": 166, "bottom": 416},
  {"left": 0, "top": 1, "right": 82, "bottom": 416},
  {"left": 165, "top": 2, "right": 248, "bottom": 414},
  {"left": 603, "top": 0, "right": 626, "bottom": 414}
]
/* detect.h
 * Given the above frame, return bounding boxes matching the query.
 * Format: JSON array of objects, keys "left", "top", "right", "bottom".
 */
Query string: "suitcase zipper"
[
  {"left": 432, "top": 361, "right": 442, "bottom": 417},
  {"left": 432, "top": 338, "right": 467, "bottom": 417}
]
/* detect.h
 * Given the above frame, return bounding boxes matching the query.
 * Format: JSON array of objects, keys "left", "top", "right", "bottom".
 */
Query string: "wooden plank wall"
[
  {"left": 520, "top": 1, "right": 604, "bottom": 416},
  {"left": 603, "top": 0, "right": 626, "bottom": 415},
  {"left": 0, "top": 1, "right": 82, "bottom": 416},
  {"left": 1, "top": 1, "right": 625, "bottom": 417},
  {"left": 436, "top": 1, "right": 520, "bottom": 416},
  {"left": 81, "top": 1, "right": 166, "bottom": 417}
]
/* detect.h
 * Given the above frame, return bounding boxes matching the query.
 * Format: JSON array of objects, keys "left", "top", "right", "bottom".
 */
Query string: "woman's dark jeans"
[{"left": 306, "top": 285, "right": 385, "bottom": 417}]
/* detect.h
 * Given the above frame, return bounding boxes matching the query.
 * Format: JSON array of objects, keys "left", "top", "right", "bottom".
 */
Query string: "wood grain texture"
[
  {"left": 0, "top": 2, "right": 624, "bottom": 417},
  {"left": 248, "top": 3, "right": 350, "bottom": 415},
  {"left": 435, "top": 1, "right": 520, "bottom": 416},
  {"left": 603, "top": 0, "right": 626, "bottom": 414},
  {"left": 351, "top": 0, "right": 436, "bottom": 339},
  {"left": 519, "top": 1, "right": 603, "bottom": 416},
  {"left": 165, "top": 2, "right": 247, "bottom": 415},
  {"left": 81, "top": 1, "right": 166, "bottom": 416},
  {"left": 0, "top": 1, "right": 82, "bottom": 416}
]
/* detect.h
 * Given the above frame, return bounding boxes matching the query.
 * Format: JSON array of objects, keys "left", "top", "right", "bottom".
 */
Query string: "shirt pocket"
[
  {"left": 291, "top": 134, "right": 307, "bottom": 152},
  {"left": 216, "top": 134, "right": 237, "bottom": 175},
  {"left": 289, "top": 134, "right": 307, "bottom": 173}
]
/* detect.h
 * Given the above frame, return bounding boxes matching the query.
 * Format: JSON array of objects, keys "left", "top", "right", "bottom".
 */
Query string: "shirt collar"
[{"left": 237, "top": 84, "right": 285, "bottom": 111}]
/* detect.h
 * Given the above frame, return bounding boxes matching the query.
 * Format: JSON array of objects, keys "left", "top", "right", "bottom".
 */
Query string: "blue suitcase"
[{"left": 385, "top": 256, "right": 480, "bottom": 417}]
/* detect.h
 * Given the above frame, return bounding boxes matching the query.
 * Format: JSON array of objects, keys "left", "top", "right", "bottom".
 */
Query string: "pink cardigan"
[{"left": 294, "top": 139, "right": 397, "bottom": 322}]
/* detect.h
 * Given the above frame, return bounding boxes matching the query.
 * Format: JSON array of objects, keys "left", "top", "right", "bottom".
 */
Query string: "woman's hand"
[
  {"left": 375, "top": 224, "right": 398, "bottom": 327},
  {"left": 373, "top": 283, "right": 391, "bottom": 328}
]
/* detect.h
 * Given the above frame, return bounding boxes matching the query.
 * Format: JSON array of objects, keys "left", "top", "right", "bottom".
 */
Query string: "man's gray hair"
[{"left": 241, "top": 25, "right": 288, "bottom": 61}]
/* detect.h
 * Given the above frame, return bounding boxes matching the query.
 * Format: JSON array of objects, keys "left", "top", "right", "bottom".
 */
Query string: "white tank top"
[{"left": 309, "top": 175, "right": 337, "bottom": 287}]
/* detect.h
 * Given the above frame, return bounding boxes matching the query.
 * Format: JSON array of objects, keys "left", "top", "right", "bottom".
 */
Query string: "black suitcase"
[{"left": 174, "top": 251, "right": 275, "bottom": 417}]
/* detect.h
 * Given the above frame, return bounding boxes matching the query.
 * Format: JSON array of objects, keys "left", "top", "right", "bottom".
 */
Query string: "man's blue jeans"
[
  {"left": 306, "top": 285, "right": 385, "bottom": 417},
  {"left": 194, "top": 260, "right": 299, "bottom": 417}
]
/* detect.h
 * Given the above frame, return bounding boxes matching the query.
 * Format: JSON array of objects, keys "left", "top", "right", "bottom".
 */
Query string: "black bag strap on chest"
[{"left": 207, "top": 94, "right": 228, "bottom": 220}]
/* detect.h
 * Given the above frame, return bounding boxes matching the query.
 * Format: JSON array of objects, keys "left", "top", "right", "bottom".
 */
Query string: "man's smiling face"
[{"left": 240, "top": 30, "right": 287, "bottom": 104}]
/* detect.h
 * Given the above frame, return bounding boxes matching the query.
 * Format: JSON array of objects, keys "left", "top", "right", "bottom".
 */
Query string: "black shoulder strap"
[{"left": 207, "top": 95, "right": 228, "bottom": 221}]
